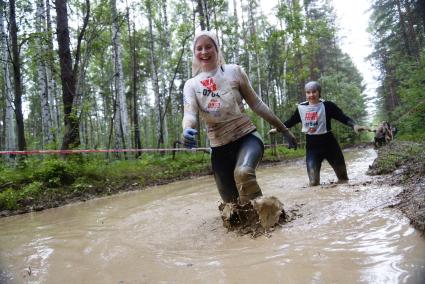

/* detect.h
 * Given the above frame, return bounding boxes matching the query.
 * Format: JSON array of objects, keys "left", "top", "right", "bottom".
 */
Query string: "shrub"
[
  {"left": 21, "top": 182, "right": 44, "bottom": 197},
  {"left": 0, "top": 189, "right": 18, "bottom": 210},
  {"left": 32, "top": 159, "right": 78, "bottom": 186}
]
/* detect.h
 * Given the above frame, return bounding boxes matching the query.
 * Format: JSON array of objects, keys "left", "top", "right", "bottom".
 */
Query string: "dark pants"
[
  {"left": 211, "top": 133, "right": 264, "bottom": 203},
  {"left": 306, "top": 132, "right": 348, "bottom": 186}
]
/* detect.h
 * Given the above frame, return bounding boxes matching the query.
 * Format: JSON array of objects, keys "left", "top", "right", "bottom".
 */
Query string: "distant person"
[
  {"left": 181, "top": 30, "right": 297, "bottom": 204},
  {"left": 384, "top": 122, "right": 393, "bottom": 143},
  {"left": 374, "top": 121, "right": 393, "bottom": 148},
  {"left": 391, "top": 126, "right": 398, "bottom": 138},
  {"left": 271, "top": 81, "right": 369, "bottom": 186}
]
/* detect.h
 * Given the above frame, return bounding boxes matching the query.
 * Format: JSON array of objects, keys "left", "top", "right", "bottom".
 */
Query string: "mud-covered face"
[
  {"left": 305, "top": 89, "right": 320, "bottom": 105},
  {"left": 194, "top": 35, "right": 218, "bottom": 72}
]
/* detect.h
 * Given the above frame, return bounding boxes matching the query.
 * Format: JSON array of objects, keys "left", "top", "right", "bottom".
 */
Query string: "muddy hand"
[
  {"left": 269, "top": 128, "right": 297, "bottom": 149},
  {"left": 282, "top": 130, "right": 298, "bottom": 150},
  {"left": 353, "top": 125, "right": 372, "bottom": 134}
]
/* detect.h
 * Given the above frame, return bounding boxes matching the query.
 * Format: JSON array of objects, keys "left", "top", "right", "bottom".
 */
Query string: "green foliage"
[
  {"left": 21, "top": 182, "right": 44, "bottom": 198},
  {"left": 0, "top": 182, "right": 44, "bottom": 210},
  {"left": 0, "top": 189, "right": 18, "bottom": 210},
  {"left": 3, "top": 0, "right": 372, "bottom": 189},
  {"left": 7, "top": 0, "right": 371, "bottom": 152},
  {"left": 0, "top": 162, "right": 32, "bottom": 186},
  {"left": 369, "top": 0, "right": 425, "bottom": 139},
  {"left": 264, "top": 146, "right": 305, "bottom": 162},
  {"left": 391, "top": 61, "right": 425, "bottom": 141},
  {"left": 32, "top": 159, "right": 78, "bottom": 186},
  {"left": 71, "top": 177, "right": 94, "bottom": 192}
]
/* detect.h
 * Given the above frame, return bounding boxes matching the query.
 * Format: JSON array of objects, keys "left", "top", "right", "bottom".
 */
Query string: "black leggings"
[
  {"left": 211, "top": 133, "right": 264, "bottom": 203},
  {"left": 306, "top": 133, "right": 348, "bottom": 186}
]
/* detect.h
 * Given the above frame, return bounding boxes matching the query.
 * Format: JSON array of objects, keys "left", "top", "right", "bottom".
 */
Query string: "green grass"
[
  {"left": 264, "top": 146, "right": 305, "bottom": 162},
  {"left": 0, "top": 147, "right": 303, "bottom": 212},
  {"left": 367, "top": 141, "right": 423, "bottom": 175}
]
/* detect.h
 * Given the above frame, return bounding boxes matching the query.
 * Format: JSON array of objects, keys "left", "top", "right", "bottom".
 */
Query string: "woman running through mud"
[
  {"left": 272, "top": 81, "right": 368, "bottom": 186},
  {"left": 181, "top": 30, "right": 297, "bottom": 204}
]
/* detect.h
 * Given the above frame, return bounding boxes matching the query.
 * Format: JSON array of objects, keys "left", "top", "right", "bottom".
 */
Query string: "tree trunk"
[
  {"left": 0, "top": 0, "right": 15, "bottom": 154},
  {"left": 382, "top": 53, "right": 401, "bottom": 111},
  {"left": 233, "top": 0, "right": 240, "bottom": 63},
  {"left": 126, "top": 6, "right": 142, "bottom": 156},
  {"left": 110, "top": 0, "right": 130, "bottom": 150},
  {"left": 56, "top": 0, "right": 78, "bottom": 150},
  {"left": 55, "top": 0, "right": 89, "bottom": 150},
  {"left": 416, "top": 0, "right": 425, "bottom": 34},
  {"left": 404, "top": 0, "right": 420, "bottom": 62},
  {"left": 45, "top": 0, "right": 60, "bottom": 142},
  {"left": 146, "top": 0, "right": 163, "bottom": 148},
  {"left": 290, "top": 0, "right": 305, "bottom": 102},
  {"left": 196, "top": 0, "right": 207, "bottom": 30},
  {"left": 240, "top": 0, "right": 250, "bottom": 71},
  {"left": 0, "top": 103, "right": 3, "bottom": 150},
  {"left": 36, "top": 0, "right": 54, "bottom": 148},
  {"left": 396, "top": 0, "right": 413, "bottom": 58},
  {"left": 202, "top": 0, "right": 210, "bottom": 30},
  {"left": 161, "top": 0, "right": 171, "bottom": 146},
  {"left": 247, "top": 0, "right": 264, "bottom": 133},
  {"left": 9, "top": 0, "right": 26, "bottom": 151}
]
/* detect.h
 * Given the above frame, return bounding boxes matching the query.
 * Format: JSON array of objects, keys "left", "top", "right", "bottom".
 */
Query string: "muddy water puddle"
[{"left": 0, "top": 148, "right": 424, "bottom": 283}]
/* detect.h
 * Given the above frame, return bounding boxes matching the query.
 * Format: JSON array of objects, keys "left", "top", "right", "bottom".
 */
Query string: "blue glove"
[{"left": 182, "top": 128, "right": 198, "bottom": 148}]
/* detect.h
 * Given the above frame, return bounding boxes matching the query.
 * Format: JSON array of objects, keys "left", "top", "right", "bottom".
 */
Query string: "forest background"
[
  {"left": 2, "top": 0, "right": 425, "bottom": 154},
  {"left": 0, "top": 0, "right": 424, "bottom": 213}
]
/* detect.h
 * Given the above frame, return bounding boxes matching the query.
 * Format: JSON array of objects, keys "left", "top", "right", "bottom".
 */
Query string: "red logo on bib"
[
  {"left": 305, "top": 111, "right": 318, "bottom": 121},
  {"left": 200, "top": 78, "right": 217, "bottom": 92}
]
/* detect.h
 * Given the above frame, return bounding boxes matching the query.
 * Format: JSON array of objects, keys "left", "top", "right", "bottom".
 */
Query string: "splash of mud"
[{"left": 219, "top": 196, "right": 295, "bottom": 238}]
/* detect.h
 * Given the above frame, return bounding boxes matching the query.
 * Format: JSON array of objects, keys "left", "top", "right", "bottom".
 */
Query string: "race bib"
[{"left": 298, "top": 102, "right": 327, "bottom": 134}]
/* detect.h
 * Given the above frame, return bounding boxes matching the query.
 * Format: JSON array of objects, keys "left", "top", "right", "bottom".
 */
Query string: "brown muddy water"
[{"left": 0, "top": 148, "right": 424, "bottom": 284}]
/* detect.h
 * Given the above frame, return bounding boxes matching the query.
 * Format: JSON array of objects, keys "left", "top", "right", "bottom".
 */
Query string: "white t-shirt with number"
[{"left": 298, "top": 101, "right": 327, "bottom": 135}]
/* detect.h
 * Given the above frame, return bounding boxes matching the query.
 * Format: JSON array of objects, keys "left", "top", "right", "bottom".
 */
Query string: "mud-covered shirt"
[{"left": 183, "top": 64, "right": 287, "bottom": 147}]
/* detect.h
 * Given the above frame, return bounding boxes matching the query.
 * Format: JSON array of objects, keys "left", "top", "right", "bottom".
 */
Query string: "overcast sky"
[{"left": 332, "top": 0, "right": 378, "bottom": 118}]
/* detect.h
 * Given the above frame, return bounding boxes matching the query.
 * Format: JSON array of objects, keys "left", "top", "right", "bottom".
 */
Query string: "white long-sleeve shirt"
[{"left": 183, "top": 64, "right": 287, "bottom": 147}]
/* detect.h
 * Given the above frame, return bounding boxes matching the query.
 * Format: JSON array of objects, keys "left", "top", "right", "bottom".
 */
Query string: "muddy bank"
[
  {"left": 0, "top": 173, "right": 209, "bottom": 218},
  {"left": 367, "top": 141, "right": 425, "bottom": 235}
]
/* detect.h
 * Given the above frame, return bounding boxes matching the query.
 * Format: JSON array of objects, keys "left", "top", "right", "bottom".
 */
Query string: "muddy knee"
[{"left": 234, "top": 166, "right": 262, "bottom": 203}]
